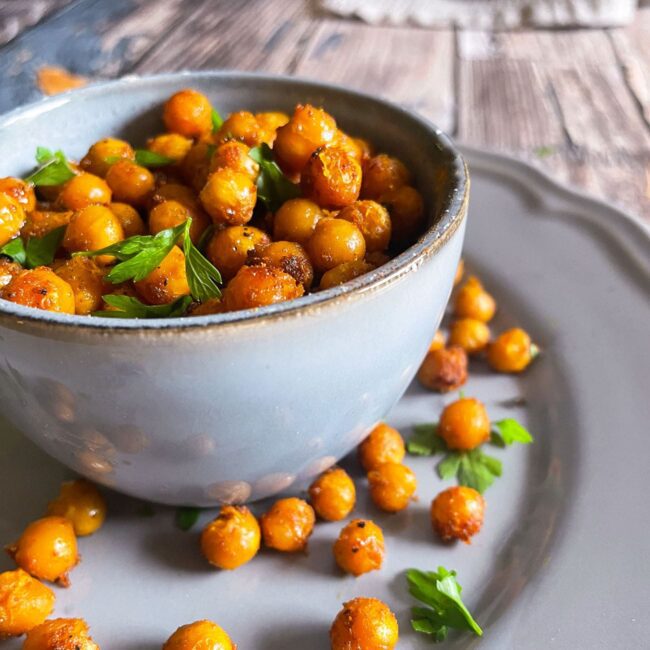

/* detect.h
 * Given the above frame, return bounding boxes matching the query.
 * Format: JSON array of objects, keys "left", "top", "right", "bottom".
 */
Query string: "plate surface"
[{"left": 1, "top": 148, "right": 648, "bottom": 649}]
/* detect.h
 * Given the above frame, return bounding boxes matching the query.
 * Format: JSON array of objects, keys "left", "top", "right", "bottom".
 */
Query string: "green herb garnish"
[
  {"left": 249, "top": 143, "right": 300, "bottom": 212},
  {"left": 211, "top": 108, "right": 224, "bottom": 132},
  {"left": 134, "top": 149, "right": 175, "bottom": 168},
  {"left": 490, "top": 418, "right": 534, "bottom": 447},
  {"left": 175, "top": 506, "right": 200, "bottom": 531},
  {"left": 0, "top": 226, "right": 66, "bottom": 268},
  {"left": 406, "top": 423, "right": 446, "bottom": 456},
  {"left": 454, "top": 449, "right": 502, "bottom": 493},
  {"left": 183, "top": 222, "right": 222, "bottom": 301},
  {"left": 24, "top": 147, "right": 75, "bottom": 186},
  {"left": 93, "top": 294, "right": 191, "bottom": 319}
]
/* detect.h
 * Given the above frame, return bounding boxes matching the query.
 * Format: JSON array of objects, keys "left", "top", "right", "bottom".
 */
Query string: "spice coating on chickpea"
[
  {"left": 250, "top": 240, "right": 314, "bottom": 290},
  {"left": 368, "top": 462, "right": 417, "bottom": 512},
  {"left": 62, "top": 204, "right": 125, "bottom": 262},
  {"left": 448, "top": 318, "right": 491, "bottom": 355},
  {"left": 53, "top": 257, "right": 106, "bottom": 315},
  {"left": 201, "top": 506, "right": 260, "bottom": 570},
  {"left": 163, "top": 620, "right": 235, "bottom": 650},
  {"left": 431, "top": 486, "right": 485, "bottom": 543},
  {"left": 333, "top": 519, "right": 385, "bottom": 576},
  {"left": 57, "top": 172, "right": 112, "bottom": 211},
  {"left": 273, "top": 198, "right": 323, "bottom": 244},
  {"left": 134, "top": 245, "right": 190, "bottom": 305},
  {"left": 163, "top": 89, "right": 213, "bottom": 138},
  {"left": 417, "top": 345, "right": 468, "bottom": 393},
  {"left": 21, "top": 209, "right": 72, "bottom": 240},
  {"left": 360, "top": 154, "right": 410, "bottom": 200},
  {"left": 206, "top": 226, "right": 271, "bottom": 281},
  {"left": 260, "top": 497, "right": 315, "bottom": 552},
  {"left": 301, "top": 146, "right": 362, "bottom": 209},
  {"left": 1, "top": 268, "right": 75, "bottom": 314},
  {"left": 200, "top": 167, "right": 257, "bottom": 226},
  {"left": 80, "top": 137, "right": 135, "bottom": 177},
  {"left": 108, "top": 202, "right": 146, "bottom": 237},
  {"left": 308, "top": 467, "right": 356, "bottom": 521},
  {"left": 7, "top": 516, "right": 78, "bottom": 586},
  {"left": 215, "top": 111, "right": 263, "bottom": 147},
  {"left": 319, "top": 260, "right": 374, "bottom": 290},
  {"left": 337, "top": 200, "right": 391, "bottom": 252},
  {"left": 23, "top": 618, "right": 100, "bottom": 650},
  {"left": 358, "top": 423, "right": 405, "bottom": 472},
  {"left": 0, "top": 194, "right": 26, "bottom": 246},
  {"left": 105, "top": 160, "right": 155, "bottom": 207},
  {"left": 454, "top": 276, "right": 496, "bottom": 322},
  {"left": 330, "top": 597, "right": 399, "bottom": 650},
  {"left": 438, "top": 397, "right": 491, "bottom": 451},
  {"left": 46, "top": 479, "right": 106, "bottom": 536},
  {"left": 149, "top": 200, "right": 209, "bottom": 244},
  {"left": 487, "top": 327, "right": 538, "bottom": 373},
  {"left": 0, "top": 569, "right": 55, "bottom": 637},
  {"left": 0, "top": 258, "right": 21, "bottom": 289},
  {"left": 210, "top": 140, "right": 259, "bottom": 180},
  {"left": 306, "top": 218, "right": 366, "bottom": 274},
  {"left": 0, "top": 177, "right": 36, "bottom": 212}
]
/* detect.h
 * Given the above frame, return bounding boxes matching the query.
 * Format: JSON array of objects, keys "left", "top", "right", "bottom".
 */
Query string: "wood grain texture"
[{"left": 0, "top": 0, "right": 72, "bottom": 47}]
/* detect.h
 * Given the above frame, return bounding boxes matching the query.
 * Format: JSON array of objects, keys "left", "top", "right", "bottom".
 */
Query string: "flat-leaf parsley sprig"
[
  {"left": 0, "top": 226, "right": 66, "bottom": 269},
  {"left": 24, "top": 147, "right": 75, "bottom": 187},
  {"left": 249, "top": 143, "right": 300, "bottom": 212}
]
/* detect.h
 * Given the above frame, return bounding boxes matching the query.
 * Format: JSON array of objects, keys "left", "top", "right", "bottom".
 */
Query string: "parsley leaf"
[
  {"left": 211, "top": 108, "right": 224, "bottom": 132},
  {"left": 457, "top": 449, "right": 502, "bottom": 493},
  {"left": 0, "top": 226, "right": 66, "bottom": 269},
  {"left": 491, "top": 418, "right": 534, "bottom": 447},
  {"left": 93, "top": 294, "right": 191, "bottom": 319},
  {"left": 406, "top": 423, "right": 446, "bottom": 456},
  {"left": 0, "top": 237, "right": 26, "bottom": 265},
  {"left": 175, "top": 506, "right": 200, "bottom": 531},
  {"left": 134, "top": 149, "right": 175, "bottom": 168},
  {"left": 183, "top": 221, "right": 222, "bottom": 301},
  {"left": 437, "top": 452, "right": 461, "bottom": 480},
  {"left": 24, "top": 147, "right": 75, "bottom": 186},
  {"left": 249, "top": 143, "right": 300, "bottom": 212},
  {"left": 407, "top": 567, "right": 482, "bottom": 642}
]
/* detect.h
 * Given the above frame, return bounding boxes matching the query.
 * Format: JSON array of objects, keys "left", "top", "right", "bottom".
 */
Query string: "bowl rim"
[{"left": 0, "top": 70, "right": 469, "bottom": 334}]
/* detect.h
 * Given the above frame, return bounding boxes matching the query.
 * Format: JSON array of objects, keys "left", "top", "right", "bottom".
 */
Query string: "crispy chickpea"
[
  {"left": 105, "top": 160, "right": 155, "bottom": 207},
  {"left": 368, "top": 462, "right": 417, "bottom": 512},
  {"left": 0, "top": 258, "right": 21, "bottom": 289},
  {"left": 250, "top": 240, "right": 314, "bottom": 289},
  {"left": 221, "top": 264, "right": 303, "bottom": 311},
  {"left": 301, "top": 146, "right": 362, "bottom": 209},
  {"left": 57, "top": 172, "right": 112, "bottom": 211},
  {"left": 0, "top": 176, "right": 36, "bottom": 212},
  {"left": 6, "top": 516, "right": 78, "bottom": 586},
  {"left": 417, "top": 345, "right": 468, "bottom": 393},
  {"left": 80, "top": 137, "right": 135, "bottom": 177},
  {"left": 0, "top": 194, "right": 26, "bottom": 246},
  {"left": 53, "top": 257, "right": 105, "bottom": 315},
  {"left": 206, "top": 226, "right": 271, "bottom": 281},
  {"left": 308, "top": 467, "right": 356, "bottom": 521},
  {"left": 181, "top": 142, "right": 213, "bottom": 193},
  {"left": 215, "top": 111, "right": 263, "bottom": 147},
  {"left": 431, "top": 486, "right": 485, "bottom": 543},
  {"left": 108, "top": 202, "right": 146, "bottom": 237},
  {"left": 454, "top": 276, "right": 496, "bottom": 322},
  {"left": 209, "top": 140, "right": 259, "bottom": 180},
  {"left": 337, "top": 200, "right": 391, "bottom": 252},
  {"left": 360, "top": 154, "right": 410, "bottom": 200},
  {"left": 199, "top": 167, "right": 257, "bottom": 226},
  {"left": 146, "top": 133, "right": 193, "bottom": 163},
  {"left": 332, "top": 131, "right": 366, "bottom": 164},
  {"left": 319, "top": 260, "right": 374, "bottom": 290},
  {"left": 382, "top": 185, "right": 425, "bottom": 248},
  {"left": 333, "top": 519, "right": 385, "bottom": 576},
  {"left": 454, "top": 258, "right": 465, "bottom": 286},
  {"left": 274, "top": 104, "right": 337, "bottom": 174},
  {"left": 163, "top": 88, "right": 213, "bottom": 138},
  {"left": 188, "top": 297, "right": 223, "bottom": 316},
  {"left": 438, "top": 397, "right": 490, "bottom": 451},
  {"left": 21, "top": 209, "right": 72, "bottom": 240},
  {"left": 163, "top": 620, "right": 234, "bottom": 650},
  {"left": 2, "top": 268, "right": 75, "bottom": 314},
  {"left": 306, "top": 218, "right": 366, "bottom": 274},
  {"left": 429, "top": 329, "right": 446, "bottom": 352},
  {"left": 151, "top": 182, "right": 198, "bottom": 209},
  {"left": 200, "top": 506, "right": 260, "bottom": 570},
  {"left": 134, "top": 245, "right": 190, "bottom": 305},
  {"left": 23, "top": 618, "right": 99, "bottom": 650},
  {"left": 0, "top": 569, "right": 55, "bottom": 637},
  {"left": 358, "top": 423, "right": 405, "bottom": 472},
  {"left": 330, "top": 597, "right": 398, "bottom": 650},
  {"left": 256, "top": 111, "right": 290, "bottom": 144},
  {"left": 273, "top": 198, "right": 323, "bottom": 245},
  {"left": 46, "top": 479, "right": 106, "bottom": 536},
  {"left": 487, "top": 327, "right": 538, "bottom": 373},
  {"left": 260, "top": 497, "right": 315, "bottom": 552},
  {"left": 62, "top": 205, "right": 124, "bottom": 264},
  {"left": 149, "top": 200, "right": 209, "bottom": 244},
  {"left": 448, "top": 318, "right": 491, "bottom": 355}
]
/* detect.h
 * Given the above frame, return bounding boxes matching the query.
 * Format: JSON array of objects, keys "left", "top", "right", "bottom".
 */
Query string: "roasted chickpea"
[
  {"left": 108, "top": 202, "right": 146, "bottom": 237},
  {"left": 6, "top": 516, "right": 78, "bottom": 586},
  {"left": 163, "top": 89, "right": 213, "bottom": 138},
  {"left": 199, "top": 167, "right": 257, "bottom": 226},
  {"left": 306, "top": 218, "right": 366, "bottom": 274},
  {"left": 0, "top": 194, "right": 26, "bottom": 246},
  {"left": 151, "top": 183, "right": 198, "bottom": 209},
  {"left": 134, "top": 245, "right": 190, "bottom": 305},
  {"left": 163, "top": 620, "right": 235, "bottom": 650},
  {"left": 319, "top": 260, "right": 374, "bottom": 290},
  {"left": 448, "top": 318, "right": 491, "bottom": 355},
  {"left": 0, "top": 258, "right": 21, "bottom": 289},
  {"left": 209, "top": 140, "right": 259, "bottom": 181},
  {"left": 301, "top": 146, "right": 362, "bottom": 209},
  {"left": 205, "top": 226, "right": 270, "bottom": 281},
  {"left": 358, "top": 422, "right": 405, "bottom": 472},
  {"left": 337, "top": 200, "right": 391, "bottom": 252},
  {"left": 23, "top": 618, "right": 100, "bottom": 650},
  {"left": 0, "top": 176, "right": 36, "bottom": 212},
  {"left": 200, "top": 505, "right": 260, "bottom": 570},
  {"left": 454, "top": 276, "right": 496, "bottom": 322},
  {"left": 333, "top": 519, "right": 385, "bottom": 576},
  {"left": 105, "top": 160, "right": 155, "bottom": 207},
  {"left": 382, "top": 185, "right": 425, "bottom": 248},
  {"left": 431, "top": 486, "right": 485, "bottom": 543},
  {"left": 221, "top": 264, "right": 303, "bottom": 311},
  {"left": 100, "top": 281, "right": 138, "bottom": 310},
  {"left": 188, "top": 297, "right": 223, "bottom": 316},
  {"left": 360, "top": 154, "right": 410, "bottom": 200},
  {"left": 368, "top": 462, "right": 417, "bottom": 512},
  {"left": 215, "top": 111, "right": 263, "bottom": 147},
  {"left": 250, "top": 240, "right": 314, "bottom": 289},
  {"left": 181, "top": 142, "right": 213, "bottom": 193},
  {"left": 46, "top": 479, "right": 106, "bottom": 536},
  {"left": 274, "top": 104, "right": 337, "bottom": 174},
  {"left": 429, "top": 329, "right": 446, "bottom": 352},
  {"left": 149, "top": 200, "right": 209, "bottom": 244},
  {"left": 260, "top": 497, "right": 315, "bottom": 552},
  {"left": 63, "top": 205, "right": 124, "bottom": 264},
  {"left": 308, "top": 467, "right": 356, "bottom": 521},
  {"left": 80, "top": 137, "right": 135, "bottom": 177},
  {"left": 330, "top": 597, "right": 398, "bottom": 650},
  {"left": 21, "top": 209, "right": 72, "bottom": 240},
  {"left": 57, "top": 172, "right": 112, "bottom": 211},
  {"left": 454, "top": 258, "right": 465, "bottom": 286},
  {"left": 332, "top": 131, "right": 367, "bottom": 165},
  {"left": 2, "top": 268, "right": 75, "bottom": 314},
  {"left": 487, "top": 327, "right": 538, "bottom": 373},
  {"left": 0, "top": 569, "right": 55, "bottom": 637},
  {"left": 255, "top": 111, "right": 290, "bottom": 144},
  {"left": 273, "top": 198, "right": 323, "bottom": 244},
  {"left": 53, "top": 257, "right": 105, "bottom": 315},
  {"left": 438, "top": 397, "right": 490, "bottom": 451},
  {"left": 146, "top": 133, "right": 193, "bottom": 163},
  {"left": 417, "top": 345, "right": 468, "bottom": 393}
]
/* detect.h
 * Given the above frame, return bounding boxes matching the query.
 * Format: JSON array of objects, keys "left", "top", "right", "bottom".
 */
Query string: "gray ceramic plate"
[{"left": 1, "top": 148, "right": 648, "bottom": 649}]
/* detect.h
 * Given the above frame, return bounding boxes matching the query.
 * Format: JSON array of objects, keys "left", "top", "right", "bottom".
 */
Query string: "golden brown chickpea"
[
  {"left": 0, "top": 194, "right": 26, "bottom": 246},
  {"left": 454, "top": 276, "right": 496, "bottom": 322},
  {"left": 274, "top": 104, "right": 337, "bottom": 174},
  {"left": 53, "top": 257, "right": 106, "bottom": 315},
  {"left": 333, "top": 519, "right": 385, "bottom": 576},
  {"left": 358, "top": 422, "right": 405, "bottom": 472},
  {"left": 21, "top": 209, "right": 72, "bottom": 240},
  {"left": 332, "top": 131, "right": 366, "bottom": 164},
  {"left": 308, "top": 467, "right": 356, "bottom": 521},
  {"left": 215, "top": 111, "right": 263, "bottom": 147},
  {"left": 151, "top": 182, "right": 198, "bottom": 209},
  {"left": 448, "top": 318, "right": 491, "bottom": 355},
  {"left": 260, "top": 497, "right": 315, "bottom": 552},
  {"left": 199, "top": 167, "right": 257, "bottom": 226},
  {"left": 0, "top": 569, "right": 55, "bottom": 637},
  {"left": 146, "top": 133, "right": 193, "bottom": 163},
  {"left": 337, "top": 200, "right": 391, "bottom": 252},
  {"left": 250, "top": 240, "right": 314, "bottom": 290},
  {"left": 382, "top": 185, "right": 425, "bottom": 248},
  {"left": 46, "top": 479, "right": 106, "bottom": 536},
  {"left": 200, "top": 505, "right": 260, "bottom": 570},
  {"left": 108, "top": 202, "right": 146, "bottom": 237},
  {"left": 2, "top": 268, "right": 75, "bottom": 314},
  {"left": 163, "top": 89, "right": 213, "bottom": 138},
  {"left": 354, "top": 137, "right": 374, "bottom": 166},
  {"left": 0, "top": 176, "right": 36, "bottom": 212},
  {"left": 438, "top": 397, "right": 490, "bottom": 451},
  {"left": 487, "top": 327, "right": 538, "bottom": 373},
  {"left": 180, "top": 142, "right": 213, "bottom": 193},
  {"left": 255, "top": 111, "right": 290, "bottom": 145},
  {"left": 205, "top": 226, "right": 271, "bottom": 281},
  {"left": 6, "top": 516, "right": 78, "bottom": 586},
  {"left": 80, "top": 137, "right": 135, "bottom": 177},
  {"left": 368, "top": 462, "right": 417, "bottom": 512},
  {"left": 188, "top": 297, "right": 223, "bottom": 316},
  {"left": 330, "top": 597, "right": 398, "bottom": 650},
  {"left": 431, "top": 486, "right": 485, "bottom": 543},
  {"left": 429, "top": 329, "right": 446, "bottom": 352},
  {"left": 301, "top": 146, "right": 362, "bottom": 209},
  {"left": 454, "top": 258, "right": 465, "bottom": 286},
  {"left": 105, "top": 160, "right": 155, "bottom": 207},
  {"left": 63, "top": 205, "right": 124, "bottom": 264},
  {"left": 163, "top": 620, "right": 235, "bottom": 650},
  {"left": 57, "top": 172, "right": 112, "bottom": 211},
  {"left": 23, "top": 618, "right": 100, "bottom": 650},
  {"left": 319, "top": 260, "right": 374, "bottom": 290},
  {"left": 0, "top": 258, "right": 21, "bottom": 289},
  {"left": 149, "top": 200, "right": 209, "bottom": 244},
  {"left": 209, "top": 140, "right": 259, "bottom": 180},
  {"left": 417, "top": 345, "right": 468, "bottom": 393},
  {"left": 273, "top": 198, "right": 323, "bottom": 245},
  {"left": 134, "top": 245, "right": 190, "bottom": 305},
  {"left": 360, "top": 154, "right": 410, "bottom": 200},
  {"left": 306, "top": 218, "right": 366, "bottom": 274}
]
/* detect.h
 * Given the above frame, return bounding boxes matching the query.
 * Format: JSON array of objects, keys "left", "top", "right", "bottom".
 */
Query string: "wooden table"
[{"left": 1, "top": 0, "right": 649, "bottom": 221}]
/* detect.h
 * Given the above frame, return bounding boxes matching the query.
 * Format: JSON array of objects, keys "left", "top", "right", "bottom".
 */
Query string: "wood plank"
[{"left": 0, "top": 0, "right": 72, "bottom": 47}]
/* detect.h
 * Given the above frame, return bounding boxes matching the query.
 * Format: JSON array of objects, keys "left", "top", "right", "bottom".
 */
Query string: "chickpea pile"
[{"left": 0, "top": 89, "right": 425, "bottom": 318}]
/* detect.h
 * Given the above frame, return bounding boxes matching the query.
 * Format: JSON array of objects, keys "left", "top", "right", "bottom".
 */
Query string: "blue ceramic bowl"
[{"left": 0, "top": 72, "right": 468, "bottom": 505}]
